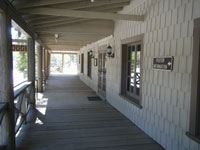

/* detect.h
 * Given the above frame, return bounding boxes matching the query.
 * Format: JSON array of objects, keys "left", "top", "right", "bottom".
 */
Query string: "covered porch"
[{"left": 1, "top": 0, "right": 200, "bottom": 150}]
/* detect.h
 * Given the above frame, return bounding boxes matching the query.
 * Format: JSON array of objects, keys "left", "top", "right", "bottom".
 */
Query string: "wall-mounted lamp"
[
  {"left": 107, "top": 45, "right": 114, "bottom": 58},
  {"left": 89, "top": 50, "right": 95, "bottom": 58},
  {"left": 55, "top": 34, "right": 59, "bottom": 43}
]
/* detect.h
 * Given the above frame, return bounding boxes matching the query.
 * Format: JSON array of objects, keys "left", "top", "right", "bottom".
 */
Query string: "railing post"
[
  {"left": 28, "top": 38, "right": 35, "bottom": 107},
  {"left": 37, "top": 46, "right": 43, "bottom": 92},
  {"left": 48, "top": 52, "right": 51, "bottom": 76},
  {"left": 0, "top": 10, "right": 16, "bottom": 150}
]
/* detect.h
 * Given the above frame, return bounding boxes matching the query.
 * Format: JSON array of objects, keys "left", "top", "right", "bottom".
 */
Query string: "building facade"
[{"left": 78, "top": 0, "right": 200, "bottom": 149}]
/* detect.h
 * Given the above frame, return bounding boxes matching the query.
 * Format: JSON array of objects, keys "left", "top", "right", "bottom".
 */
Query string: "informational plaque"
[
  {"left": 153, "top": 56, "right": 174, "bottom": 71},
  {"left": 12, "top": 45, "right": 27, "bottom": 52}
]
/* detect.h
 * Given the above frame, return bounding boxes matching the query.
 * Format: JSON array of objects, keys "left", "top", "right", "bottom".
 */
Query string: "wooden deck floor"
[{"left": 16, "top": 75, "right": 164, "bottom": 150}]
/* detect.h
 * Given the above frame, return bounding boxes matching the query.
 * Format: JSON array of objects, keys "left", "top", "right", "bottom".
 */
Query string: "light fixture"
[
  {"left": 91, "top": 0, "right": 95, "bottom": 2},
  {"left": 107, "top": 45, "right": 114, "bottom": 58},
  {"left": 89, "top": 50, "right": 95, "bottom": 58},
  {"left": 55, "top": 34, "right": 59, "bottom": 43}
]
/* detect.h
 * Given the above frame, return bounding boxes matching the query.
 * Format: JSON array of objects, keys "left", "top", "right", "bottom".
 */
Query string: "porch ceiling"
[{"left": 11, "top": 0, "right": 137, "bottom": 51}]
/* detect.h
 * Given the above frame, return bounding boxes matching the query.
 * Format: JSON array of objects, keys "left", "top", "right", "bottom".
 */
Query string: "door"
[
  {"left": 81, "top": 53, "right": 84, "bottom": 73},
  {"left": 98, "top": 52, "right": 106, "bottom": 98},
  {"left": 87, "top": 52, "right": 92, "bottom": 77}
]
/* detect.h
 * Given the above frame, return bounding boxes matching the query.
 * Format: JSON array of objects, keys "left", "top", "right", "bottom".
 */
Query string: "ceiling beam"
[
  {"left": 39, "top": 33, "right": 106, "bottom": 41},
  {"left": 43, "top": 39, "right": 95, "bottom": 43},
  {"left": 28, "top": 2, "right": 127, "bottom": 26},
  {"left": 15, "top": 0, "right": 82, "bottom": 9},
  {"left": 37, "top": 30, "right": 111, "bottom": 35},
  {"left": 47, "top": 45, "right": 81, "bottom": 50},
  {"left": 33, "top": 18, "right": 89, "bottom": 29},
  {"left": 24, "top": 1, "right": 129, "bottom": 25},
  {"left": 51, "top": 52, "right": 78, "bottom": 55},
  {"left": 51, "top": 0, "right": 130, "bottom": 9},
  {"left": 29, "top": 17, "right": 73, "bottom": 26},
  {"left": 20, "top": 8, "right": 145, "bottom": 21},
  {"left": 31, "top": 7, "right": 122, "bottom": 29},
  {"left": 35, "top": 20, "right": 113, "bottom": 34},
  {"left": 44, "top": 41, "right": 88, "bottom": 46},
  {"left": 12, "top": 39, "right": 27, "bottom": 43},
  {"left": 25, "top": 0, "right": 130, "bottom": 10}
]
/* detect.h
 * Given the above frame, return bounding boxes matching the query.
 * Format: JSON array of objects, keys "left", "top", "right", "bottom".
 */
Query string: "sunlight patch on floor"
[{"left": 36, "top": 93, "right": 48, "bottom": 115}]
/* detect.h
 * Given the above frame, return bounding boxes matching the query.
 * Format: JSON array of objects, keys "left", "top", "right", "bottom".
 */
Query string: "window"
[
  {"left": 126, "top": 44, "right": 141, "bottom": 98},
  {"left": 87, "top": 52, "right": 92, "bottom": 78},
  {"left": 81, "top": 53, "right": 84, "bottom": 73},
  {"left": 121, "top": 35, "right": 143, "bottom": 107},
  {"left": 187, "top": 18, "right": 200, "bottom": 143}
]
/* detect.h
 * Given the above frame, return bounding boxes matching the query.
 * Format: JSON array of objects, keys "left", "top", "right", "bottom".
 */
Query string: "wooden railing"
[{"left": 14, "top": 81, "right": 33, "bottom": 134}]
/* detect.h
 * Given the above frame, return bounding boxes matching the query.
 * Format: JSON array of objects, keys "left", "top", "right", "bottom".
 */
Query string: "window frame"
[
  {"left": 120, "top": 35, "right": 143, "bottom": 108},
  {"left": 126, "top": 43, "right": 141, "bottom": 100},
  {"left": 186, "top": 18, "right": 200, "bottom": 143}
]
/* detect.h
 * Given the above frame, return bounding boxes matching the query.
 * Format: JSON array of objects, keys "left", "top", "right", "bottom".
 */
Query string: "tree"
[{"left": 16, "top": 52, "right": 27, "bottom": 74}]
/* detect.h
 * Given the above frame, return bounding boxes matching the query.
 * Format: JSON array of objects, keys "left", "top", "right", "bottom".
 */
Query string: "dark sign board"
[
  {"left": 12, "top": 45, "right": 27, "bottom": 52},
  {"left": 153, "top": 56, "right": 174, "bottom": 71}
]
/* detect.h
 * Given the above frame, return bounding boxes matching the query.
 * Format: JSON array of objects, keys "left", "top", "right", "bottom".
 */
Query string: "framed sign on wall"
[{"left": 153, "top": 56, "right": 174, "bottom": 71}]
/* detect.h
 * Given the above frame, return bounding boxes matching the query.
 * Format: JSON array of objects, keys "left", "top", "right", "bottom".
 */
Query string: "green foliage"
[{"left": 16, "top": 52, "right": 27, "bottom": 73}]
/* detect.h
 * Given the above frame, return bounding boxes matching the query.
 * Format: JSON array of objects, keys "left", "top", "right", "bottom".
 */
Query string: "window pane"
[
  {"left": 136, "top": 44, "right": 141, "bottom": 96},
  {"left": 131, "top": 77, "right": 135, "bottom": 93},
  {"left": 131, "top": 46, "right": 135, "bottom": 74},
  {"left": 131, "top": 84, "right": 134, "bottom": 93},
  {"left": 128, "top": 62, "right": 131, "bottom": 76},
  {"left": 136, "top": 45, "right": 141, "bottom": 73},
  {"left": 128, "top": 46, "right": 131, "bottom": 60}
]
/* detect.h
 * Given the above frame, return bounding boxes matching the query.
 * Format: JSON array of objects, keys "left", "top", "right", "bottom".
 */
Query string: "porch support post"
[
  {"left": 47, "top": 51, "right": 51, "bottom": 76},
  {"left": 0, "top": 10, "right": 15, "bottom": 150},
  {"left": 45, "top": 49, "right": 48, "bottom": 78},
  {"left": 42, "top": 48, "right": 46, "bottom": 83},
  {"left": 28, "top": 38, "right": 35, "bottom": 107},
  {"left": 62, "top": 54, "right": 64, "bottom": 73},
  {"left": 37, "top": 45, "right": 43, "bottom": 92}
]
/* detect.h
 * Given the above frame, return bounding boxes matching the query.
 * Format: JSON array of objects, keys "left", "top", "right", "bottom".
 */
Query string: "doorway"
[{"left": 98, "top": 50, "right": 106, "bottom": 98}]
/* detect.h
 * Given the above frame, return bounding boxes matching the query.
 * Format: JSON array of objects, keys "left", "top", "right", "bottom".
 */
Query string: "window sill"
[
  {"left": 119, "top": 94, "right": 142, "bottom": 109},
  {"left": 186, "top": 132, "right": 200, "bottom": 144}
]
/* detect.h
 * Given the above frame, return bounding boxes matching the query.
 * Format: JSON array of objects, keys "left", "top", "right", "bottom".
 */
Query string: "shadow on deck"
[{"left": 16, "top": 74, "right": 164, "bottom": 150}]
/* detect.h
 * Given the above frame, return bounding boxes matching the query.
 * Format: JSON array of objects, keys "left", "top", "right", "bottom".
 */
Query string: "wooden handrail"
[
  {"left": 14, "top": 81, "right": 32, "bottom": 99},
  {"left": 14, "top": 80, "right": 28, "bottom": 88},
  {"left": 0, "top": 102, "right": 8, "bottom": 125},
  {"left": 0, "top": 81, "right": 34, "bottom": 134}
]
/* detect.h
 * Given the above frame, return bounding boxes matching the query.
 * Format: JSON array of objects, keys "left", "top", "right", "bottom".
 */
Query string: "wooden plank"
[
  {"left": 16, "top": 75, "right": 164, "bottom": 150},
  {"left": 15, "top": 0, "right": 130, "bottom": 9},
  {"left": 26, "top": 2, "right": 129, "bottom": 26},
  {"left": 15, "top": 0, "right": 84, "bottom": 9},
  {"left": 46, "top": 0, "right": 130, "bottom": 10},
  {"left": 20, "top": 8, "right": 144, "bottom": 21}
]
